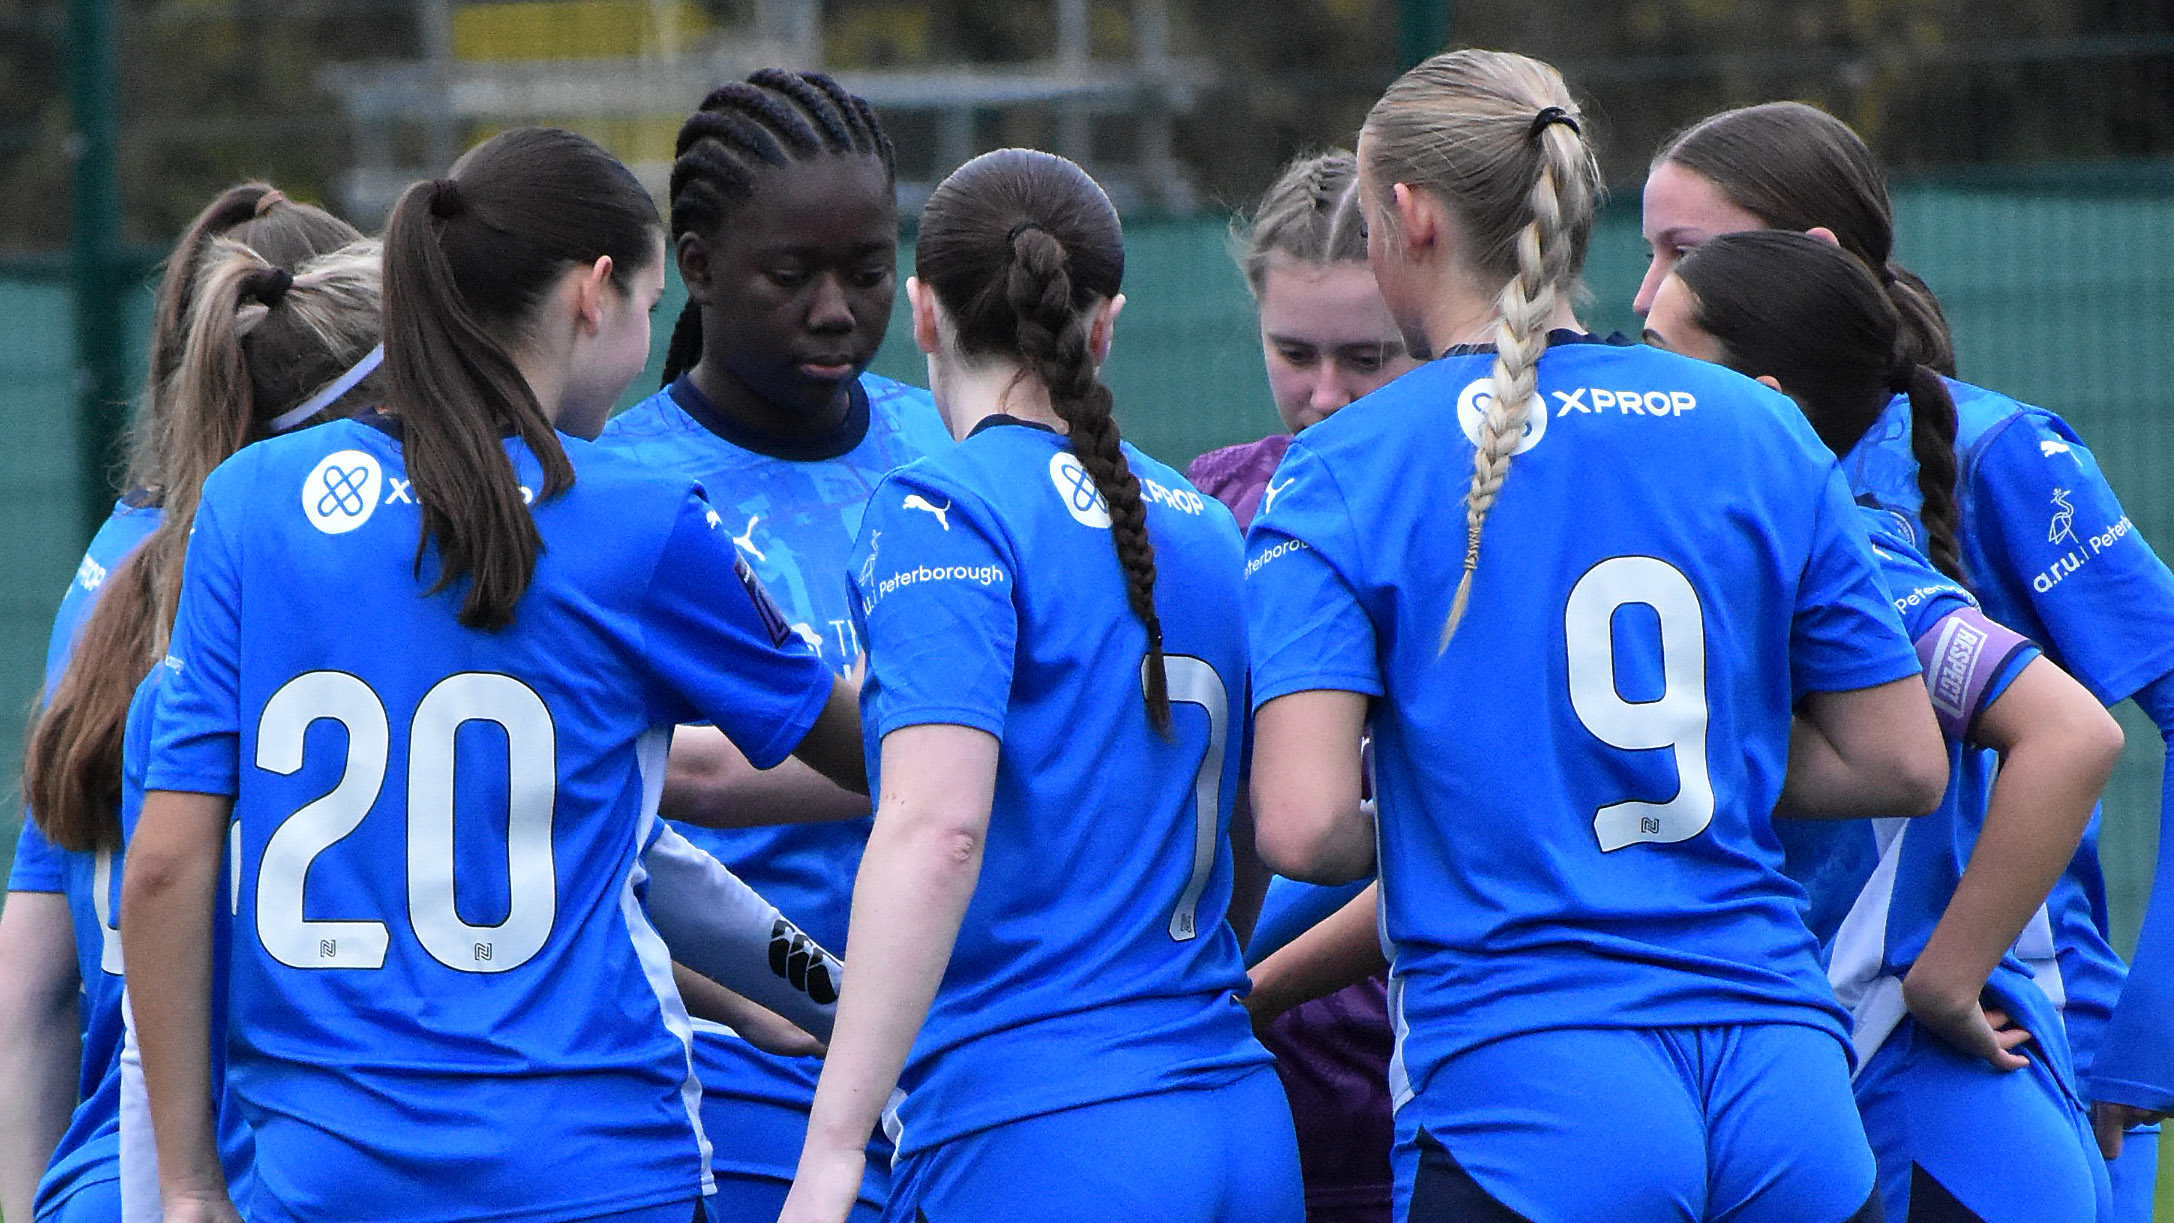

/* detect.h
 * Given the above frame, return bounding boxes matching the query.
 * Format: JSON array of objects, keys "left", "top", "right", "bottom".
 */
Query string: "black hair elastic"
[
  {"left": 430, "top": 178, "right": 467, "bottom": 220},
  {"left": 245, "top": 266, "right": 293, "bottom": 307},
  {"left": 1528, "top": 106, "right": 1581, "bottom": 144},
  {"left": 1887, "top": 362, "right": 1917, "bottom": 393},
  {"left": 1006, "top": 220, "right": 1041, "bottom": 246}
]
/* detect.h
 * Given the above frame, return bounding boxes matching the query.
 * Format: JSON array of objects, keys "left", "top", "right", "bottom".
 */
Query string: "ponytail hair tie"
[
  {"left": 1528, "top": 106, "right": 1581, "bottom": 144},
  {"left": 430, "top": 178, "right": 467, "bottom": 220},
  {"left": 253, "top": 188, "right": 289, "bottom": 218},
  {"left": 1887, "top": 363, "right": 1917, "bottom": 393},
  {"left": 244, "top": 266, "right": 293, "bottom": 307},
  {"left": 1879, "top": 262, "right": 1900, "bottom": 286},
  {"left": 1006, "top": 220, "right": 1041, "bottom": 246}
]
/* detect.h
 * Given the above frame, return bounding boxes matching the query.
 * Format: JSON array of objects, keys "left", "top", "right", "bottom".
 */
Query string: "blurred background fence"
[{"left": 3, "top": 9, "right": 2174, "bottom": 1201}]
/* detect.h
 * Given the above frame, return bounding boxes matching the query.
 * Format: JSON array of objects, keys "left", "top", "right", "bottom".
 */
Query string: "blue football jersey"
[
  {"left": 1841, "top": 381, "right": 2174, "bottom": 1104},
  {"left": 599, "top": 371, "right": 949, "bottom": 1137},
  {"left": 849, "top": 417, "right": 1269, "bottom": 1158},
  {"left": 1246, "top": 335, "right": 1923, "bottom": 1107},
  {"left": 1778, "top": 508, "right": 2058, "bottom": 1072},
  {"left": 5, "top": 495, "right": 159, "bottom": 1220},
  {"left": 144, "top": 415, "right": 833, "bottom": 1223}
]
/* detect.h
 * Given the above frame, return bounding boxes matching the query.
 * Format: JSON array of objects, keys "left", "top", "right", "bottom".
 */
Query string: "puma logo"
[
  {"left": 1262, "top": 476, "right": 1295, "bottom": 515},
  {"left": 732, "top": 514, "right": 766, "bottom": 562},
  {"left": 903, "top": 494, "right": 952, "bottom": 531}
]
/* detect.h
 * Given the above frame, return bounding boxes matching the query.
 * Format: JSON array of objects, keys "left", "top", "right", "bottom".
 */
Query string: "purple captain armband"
[{"left": 1915, "top": 607, "right": 2033, "bottom": 744}]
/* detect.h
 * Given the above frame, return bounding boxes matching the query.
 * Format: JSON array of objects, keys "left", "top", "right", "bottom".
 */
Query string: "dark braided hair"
[
  {"left": 1672, "top": 230, "right": 1967, "bottom": 581},
  {"left": 659, "top": 68, "right": 897, "bottom": 387},
  {"left": 916, "top": 148, "right": 1171, "bottom": 734}
]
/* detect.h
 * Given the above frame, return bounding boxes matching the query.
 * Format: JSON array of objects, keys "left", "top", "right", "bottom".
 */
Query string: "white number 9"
[{"left": 1564, "top": 556, "right": 1714, "bottom": 852}]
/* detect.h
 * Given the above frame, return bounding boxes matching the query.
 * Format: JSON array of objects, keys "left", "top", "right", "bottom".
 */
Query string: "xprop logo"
[
  {"left": 1050, "top": 452, "right": 1112, "bottom": 528},
  {"left": 1457, "top": 379, "right": 1547, "bottom": 455},
  {"left": 303, "top": 450, "right": 383, "bottom": 535}
]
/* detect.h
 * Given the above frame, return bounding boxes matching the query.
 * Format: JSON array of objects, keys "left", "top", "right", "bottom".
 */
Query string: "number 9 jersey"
[
  {"left": 1244, "top": 335, "right": 1925, "bottom": 1102},
  {"left": 145, "top": 416, "right": 836, "bottom": 1223}
]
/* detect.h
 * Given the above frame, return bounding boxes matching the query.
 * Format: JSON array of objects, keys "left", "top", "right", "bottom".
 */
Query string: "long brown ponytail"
[
  {"left": 1673, "top": 229, "right": 1967, "bottom": 582},
  {"left": 26, "top": 240, "right": 384, "bottom": 851},
  {"left": 378, "top": 127, "right": 661, "bottom": 630},
  {"left": 915, "top": 149, "right": 1171, "bottom": 733}
]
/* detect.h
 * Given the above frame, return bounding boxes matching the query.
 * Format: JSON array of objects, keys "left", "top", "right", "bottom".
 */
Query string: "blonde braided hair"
[{"left": 1359, "top": 50, "right": 1600, "bottom": 650}]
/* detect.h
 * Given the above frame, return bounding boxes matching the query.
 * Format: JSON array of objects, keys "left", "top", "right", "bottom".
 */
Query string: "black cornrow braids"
[
  {"left": 659, "top": 69, "right": 898, "bottom": 387},
  {"left": 1007, "top": 227, "right": 1172, "bottom": 736}
]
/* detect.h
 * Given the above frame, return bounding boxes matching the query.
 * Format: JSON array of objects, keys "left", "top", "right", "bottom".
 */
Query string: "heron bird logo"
[{"left": 2049, "top": 489, "right": 2078, "bottom": 547}]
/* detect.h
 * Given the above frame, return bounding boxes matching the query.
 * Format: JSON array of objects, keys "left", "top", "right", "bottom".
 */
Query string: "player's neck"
[
  {"left": 931, "top": 356, "right": 1067, "bottom": 442},
  {"left": 1416, "top": 283, "right": 1582, "bottom": 357}
]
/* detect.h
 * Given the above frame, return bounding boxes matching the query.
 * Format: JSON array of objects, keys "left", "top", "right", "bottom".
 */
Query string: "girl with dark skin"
[{"left": 597, "top": 69, "right": 950, "bottom": 1222}]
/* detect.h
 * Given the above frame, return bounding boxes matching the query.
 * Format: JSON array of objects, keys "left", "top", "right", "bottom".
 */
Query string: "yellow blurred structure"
[{"left": 453, "top": 0, "right": 708, "bottom": 60}]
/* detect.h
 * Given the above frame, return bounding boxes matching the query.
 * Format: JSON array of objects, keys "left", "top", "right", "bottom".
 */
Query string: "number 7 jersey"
[
  {"left": 145, "top": 416, "right": 835, "bottom": 1223},
  {"left": 847, "top": 418, "right": 1270, "bottom": 1159},
  {"left": 1244, "top": 336, "right": 1924, "bottom": 1100}
]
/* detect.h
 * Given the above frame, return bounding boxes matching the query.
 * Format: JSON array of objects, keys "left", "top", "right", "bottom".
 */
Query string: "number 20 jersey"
[
  {"left": 145, "top": 417, "right": 834, "bottom": 1223},
  {"left": 1245, "top": 337, "right": 1924, "bottom": 1103},
  {"left": 848, "top": 418, "right": 1270, "bottom": 1158}
]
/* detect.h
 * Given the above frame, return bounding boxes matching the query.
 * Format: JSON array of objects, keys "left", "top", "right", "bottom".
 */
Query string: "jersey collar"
[
  {"left": 1434, "top": 328, "right": 1629, "bottom": 358},
  {"left": 966, "top": 413, "right": 1059, "bottom": 439},
  {"left": 668, "top": 375, "right": 872, "bottom": 462}
]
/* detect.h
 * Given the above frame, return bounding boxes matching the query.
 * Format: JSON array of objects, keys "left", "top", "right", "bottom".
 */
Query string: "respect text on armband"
[
  {"left": 862, "top": 562, "right": 1011, "bottom": 614},
  {"left": 1246, "top": 539, "right": 1310, "bottom": 578},
  {"left": 1550, "top": 387, "right": 1698, "bottom": 417}
]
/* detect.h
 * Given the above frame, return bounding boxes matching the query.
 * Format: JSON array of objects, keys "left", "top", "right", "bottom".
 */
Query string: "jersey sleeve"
[
  {"left": 7, "top": 817, "right": 63, "bottom": 893},
  {"left": 1244, "top": 442, "right": 1381, "bottom": 707},
  {"left": 1789, "top": 466, "right": 1923, "bottom": 698},
  {"left": 639, "top": 824, "right": 840, "bottom": 1041},
  {"left": 146, "top": 470, "right": 247, "bottom": 797},
  {"left": 1969, "top": 412, "right": 2174, "bottom": 705},
  {"left": 849, "top": 469, "right": 1018, "bottom": 740},
  {"left": 2094, "top": 671, "right": 2174, "bottom": 1108},
  {"left": 635, "top": 491, "right": 833, "bottom": 771}
]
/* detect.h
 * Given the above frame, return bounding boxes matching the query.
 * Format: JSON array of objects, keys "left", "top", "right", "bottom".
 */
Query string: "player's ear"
[
  {"left": 572, "top": 255, "right": 614, "bottom": 335},
  {"left": 1804, "top": 226, "right": 1843, "bottom": 250},
  {"left": 908, "top": 277, "right": 942, "bottom": 356},
  {"left": 1088, "top": 293, "right": 1125, "bottom": 366},
  {"left": 1754, "top": 373, "right": 1785, "bottom": 393},
  {"left": 1391, "top": 182, "right": 1437, "bottom": 256},
  {"left": 676, "top": 230, "right": 713, "bottom": 305}
]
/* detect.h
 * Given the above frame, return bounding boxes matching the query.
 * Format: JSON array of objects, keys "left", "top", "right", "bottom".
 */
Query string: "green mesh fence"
[{"left": 3, "top": 172, "right": 2169, "bottom": 959}]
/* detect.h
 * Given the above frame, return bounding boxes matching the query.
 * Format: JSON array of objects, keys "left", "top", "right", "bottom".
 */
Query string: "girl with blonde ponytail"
[
  {"left": 785, "top": 148, "right": 1300, "bottom": 1223},
  {"left": 1246, "top": 49, "right": 1951, "bottom": 1221}
]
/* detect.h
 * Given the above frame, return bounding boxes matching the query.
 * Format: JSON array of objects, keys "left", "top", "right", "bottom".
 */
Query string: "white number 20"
[
  {"left": 1146, "top": 654, "right": 1227, "bottom": 942},
  {"left": 1564, "top": 557, "right": 1714, "bottom": 852},
  {"left": 255, "top": 671, "right": 558, "bottom": 972}
]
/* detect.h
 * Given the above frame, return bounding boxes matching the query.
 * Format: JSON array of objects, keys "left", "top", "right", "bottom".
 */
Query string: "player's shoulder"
[
  {"left": 861, "top": 370, "right": 937, "bottom": 417},
  {"left": 1943, "top": 378, "right": 2077, "bottom": 455},
  {"left": 1186, "top": 434, "right": 1290, "bottom": 505},
  {"left": 599, "top": 384, "right": 696, "bottom": 444},
  {"left": 1857, "top": 504, "right": 1976, "bottom": 617}
]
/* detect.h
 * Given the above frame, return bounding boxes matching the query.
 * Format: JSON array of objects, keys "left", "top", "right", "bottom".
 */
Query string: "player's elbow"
[
  {"left": 1253, "top": 792, "right": 1371, "bottom": 885},
  {"left": 1887, "top": 735, "right": 1950, "bottom": 818},
  {"left": 2050, "top": 702, "right": 2126, "bottom": 791}
]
